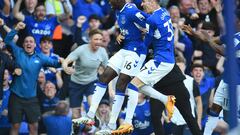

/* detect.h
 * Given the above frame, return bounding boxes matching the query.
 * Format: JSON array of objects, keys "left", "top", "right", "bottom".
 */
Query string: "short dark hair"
[
  {"left": 88, "top": 14, "right": 101, "bottom": 22},
  {"left": 89, "top": 29, "right": 103, "bottom": 38},
  {"left": 99, "top": 99, "right": 110, "bottom": 106},
  {"left": 24, "top": 35, "right": 36, "bottom": 43},
  {"left": 35, "top": 3, "right": 45, "bottom": 10},
  {"left": 191, "top": 64, "right": 204, "bottom": 71},
  {"left": 40, "top": 36, "right": 52, "bottom": 43},
  {"left": 55, "top": 101, "right": 69, "bottom": 115}
]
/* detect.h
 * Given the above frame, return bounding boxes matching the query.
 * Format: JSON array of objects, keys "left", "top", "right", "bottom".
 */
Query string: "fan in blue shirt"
[
  {"left": 4, "top": 22, "right": 62, "bottom": 98},
  {"left": 43, "top": 101, "right": 72, "bottom": 135},
  {"left": 119, "top": 93, "right": 154, "bottom": 135},
  {"left": 13, "top": 3, "right": 70, "bottom": 51}
]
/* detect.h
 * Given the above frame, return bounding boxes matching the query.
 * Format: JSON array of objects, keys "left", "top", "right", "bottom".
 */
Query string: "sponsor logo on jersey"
[{"left": 32, "top": 29, "right": 51, "bottom": 35}]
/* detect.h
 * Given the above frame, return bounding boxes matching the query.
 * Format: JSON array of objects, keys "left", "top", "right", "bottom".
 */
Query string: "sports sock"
[
  {"left": 139, "top": 85, "right": 168, "bottom": 104},
  {"left": 108, "top": 90, "right": 125, "bottom": 129},
  {"left": 203, "top": 110, "right": 219, "bottom": 135},
  {"left": 124, "top": 83, "right": 139, "bottom": 124},
  {"left": 87, "top": 82, "right": 107, "bottom": 119}
]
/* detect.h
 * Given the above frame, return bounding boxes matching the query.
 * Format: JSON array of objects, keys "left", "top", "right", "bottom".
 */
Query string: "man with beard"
[{"left": 13, "top": 2, "right": 70, "bottom": 51}]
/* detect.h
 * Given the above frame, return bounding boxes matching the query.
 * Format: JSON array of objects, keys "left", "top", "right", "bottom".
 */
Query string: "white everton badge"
[{"left": 34, "top": 60, "right": 40, "bottom": 64}]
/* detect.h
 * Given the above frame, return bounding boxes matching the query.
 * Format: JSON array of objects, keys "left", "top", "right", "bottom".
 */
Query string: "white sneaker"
[
  {"left": 95, "top": 129, "right": 112, "bottom": 135},
  {"left": 72, "top": 116, "right": 95, "bottom": 126}
]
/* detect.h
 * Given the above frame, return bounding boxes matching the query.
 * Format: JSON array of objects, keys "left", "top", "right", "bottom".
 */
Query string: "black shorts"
[
  {"left": 154, "top": 64, "right": 186, "bottom": 88},
  {"left": 8, "top": 93, "right": 41, "bottom": 124},
  {"left": 69, "top": 80, "right": 96, "bottom": 108},
  {"left": 154, "top": 64, "right": 189, "bottom": 99}
]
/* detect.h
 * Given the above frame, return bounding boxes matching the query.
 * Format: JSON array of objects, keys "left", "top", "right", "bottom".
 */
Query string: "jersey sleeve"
[
  {"left": 129, "top": 8, "right": 147, "bottom": 30},
  {"left": 144, "top": 19, "right": 155, "bottom": 47},
  {"left": 41, "top": 54, "right": 61, "bottom": 68}
]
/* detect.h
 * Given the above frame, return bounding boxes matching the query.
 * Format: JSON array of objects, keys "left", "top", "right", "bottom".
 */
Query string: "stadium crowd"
[{"left": 0, "top": 0, "right": 239, "bottom": 135}]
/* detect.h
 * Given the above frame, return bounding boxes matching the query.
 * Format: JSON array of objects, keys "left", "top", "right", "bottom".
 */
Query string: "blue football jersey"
[
  {"left": 42, "top": 53, "right": 61, "bottom": 85},
  {"left": 120, "top": 100, "right": 154, "bottom": 135},
  {"left": 116, "top": 3, "right": 149, "bottom": 55},
  {"left": 24, "top": 16, "right": 59, "bottom": 50},
  {"left": 144, "top": 8, "right": 175, "bottom": 65},
  {"left": 221, "top": 32, "right": 240, "bottom": 84}
]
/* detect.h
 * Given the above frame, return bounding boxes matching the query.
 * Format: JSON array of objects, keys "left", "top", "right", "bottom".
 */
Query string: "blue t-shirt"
[
  {"left": 41, "top": 97, "right": 60, "bottom": 113},
  {"left": 4, "top": 30, "right": 61, "bottom": 98},
  {"left": 117, "top": 3, "right": 149, "bottom": 55},
  {"left": 198, "top": 76, "right": 215, "bottom": 122},
  {"left": 43, "top": 115, "right": 72, "bottom": 135},
  {"left": 120, "top": 100, "right": 154, "bottom": 135},
  {"left": 24, "top": 16, "right": 59, "bottom": 50},
  {"left": 42, "top": 53, "right": 60, "bottom": 84},
  {"left": 144, "top": 8, "right": 175, "bottom": 65}
]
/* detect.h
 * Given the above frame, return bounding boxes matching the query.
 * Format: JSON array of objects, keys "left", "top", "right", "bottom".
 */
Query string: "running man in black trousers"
[{"left": 151, "top": 64, "right": 202, "bottom": 135}]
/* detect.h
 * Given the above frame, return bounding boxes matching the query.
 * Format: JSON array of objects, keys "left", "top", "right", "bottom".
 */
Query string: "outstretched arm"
[
  {"left": 3, "top": 22, "right": 26, "bottom": 56},
  {"left": 13, "top": 0, "right": 25, "bottom": 21},
  {"left": 57, "top": 0, "right": 71, "bottom": 22},
  {"left": 2, "top": 0, "right": 11, "bottom": 16},
  {"left": 182, "top": 24, "right": 225, "bottom": 56},
  {"left": 201, "top": 30, "right": 225, "bottom": 56},
  {"left": 62, "top": 57, "right": 75, "bottom": 75},
  {"left": 0, "top": 18, "right": 19, "bottom": 42},
  {"left": 63, "top": 46, "right": 83, "bottom": 75}
]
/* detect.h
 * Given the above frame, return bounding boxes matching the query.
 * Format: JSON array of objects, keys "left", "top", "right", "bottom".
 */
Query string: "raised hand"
[
  {"left": 15, "top": 22, "right": 26, "bottom": 31},
  {"left": 14, "top": 68, "right": 22, "bottom": 76},
  {"left": 182, "top": 24, "right": 194, "bottom": 35},
  {"left": 200, "top": 30, "right": 211, "bottom": 42},
  {"left": 213, "top": 0, "right": 223, "bottom": 13},
  {"left": 63, "top": 67, "right": 75, "bottom": 75},
  {"left": 77, "top": 16, "right": 87, "bottom": 27},
  {"left": 116, "top": 34, "right": 125, "bottom": 45}
]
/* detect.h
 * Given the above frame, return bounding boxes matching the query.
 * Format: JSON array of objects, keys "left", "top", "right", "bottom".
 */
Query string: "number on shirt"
[
  {"left": 163, "top": 19, "right": 174, "bottom": 41},
  {"left": 124, "top": 61, "right": 132, "bottom": 70}
]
